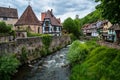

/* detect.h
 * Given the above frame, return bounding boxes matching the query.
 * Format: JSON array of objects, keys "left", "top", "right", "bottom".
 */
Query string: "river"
[{"left": 12, "top": 45, "right": 70, "bottom": 80}]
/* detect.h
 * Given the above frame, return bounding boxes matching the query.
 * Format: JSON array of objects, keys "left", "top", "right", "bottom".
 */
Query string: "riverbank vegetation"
[
  {"left": 68, "top": 40, "right": 120, "bottom": 80},
  {"left": 0, "top": 54, "right": 20, "bottom": 80}
]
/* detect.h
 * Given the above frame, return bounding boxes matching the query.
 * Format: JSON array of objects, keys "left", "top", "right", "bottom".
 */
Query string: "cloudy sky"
[{"left": 0, "top": 0, "right": 99, "bottom": 22}]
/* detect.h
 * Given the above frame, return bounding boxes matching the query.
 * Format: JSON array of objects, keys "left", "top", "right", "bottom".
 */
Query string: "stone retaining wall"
[{"left": 0, "top": 35, "right": 71, "bottom": 61}]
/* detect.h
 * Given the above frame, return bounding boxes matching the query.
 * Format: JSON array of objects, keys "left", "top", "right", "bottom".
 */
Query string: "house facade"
[
  {"left": 0, "top": 6, "right": 18, "bottom": 29},
  {"left": 102, "top": 20, "right": 112, "bottom": 34},
  {"left": 82, "top": 24, "right": 91, "bottom": 36},
  {"left": 15, "top": 5, "right": 41, "bottom": 38},
  {"left": 82, "top": 20, "right": 112, "bottom": 38},
  {"left": 108, "top": 26, "right": 116, "bottom": 42},
  {"left": 41, "top": 9, "right": 62, "bottom": 36},
  {"left": 107, "top": 24, "right": 120, "bottom": 42},
  {"left": 91, "top": 23, "right": 99, "bottom": 37},
  {"left": 82, "top": 23, "right": 99, "bottom": 37},
  {"left": 97, "top": 20, "right": 112, "bottom": 41}
]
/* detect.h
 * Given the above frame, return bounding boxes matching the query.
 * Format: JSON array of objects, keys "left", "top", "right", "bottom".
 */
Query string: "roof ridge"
[
  {"left": 15, "top": 5, "right": 40, "bottom": 26},
  {"left": 43, "top": 9, "right": 62, "bottom": 26}
]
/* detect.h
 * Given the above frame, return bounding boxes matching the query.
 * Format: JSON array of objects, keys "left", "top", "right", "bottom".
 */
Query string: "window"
[
  {"left": 45, "top": 27, "right": 49, "bottom": 31},
  {"left": 54, "top": 27, "right": 56, "bottom": 31},
  {"left": 59, "top": 27, "right": 61, "bottom": 31},
  {"left": 3, "top": 17, "right": 7, "bottom": 20},
  {"left": 45, "top": 21, "right": 49, "bottom": 26}
]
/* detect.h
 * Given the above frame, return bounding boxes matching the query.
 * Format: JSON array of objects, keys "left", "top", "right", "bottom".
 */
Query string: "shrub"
[
  {"left": 0, "top": 22, "right": 12, "bottom": 34},
  {"left": 27, "top": 31, "right": 42, "bottom": 37},
  {"left": 20, "top": 46, "right": 28, "bottom": 63},
  {"left": 41, "top": 35, "right": 52, "bottom": 55},
  {"left": 0, "top": 54, "right": 20, "bottom": 80},
  {"left": 85, "top": 40, "right": 100, "bottom": 51},
  {"left": 69, "top": 33, "right": 77, "bottom": 42},
  {"left": 67, "top": 40, "right": 89, "bottom": 64},
  {"left": 41, "top": 34, "right": 52, "bottom": 49}
]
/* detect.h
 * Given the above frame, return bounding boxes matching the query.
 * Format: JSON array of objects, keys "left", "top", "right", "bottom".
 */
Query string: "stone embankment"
[{"left": 0, "top": 35, "right": 71, "bottom": 61}]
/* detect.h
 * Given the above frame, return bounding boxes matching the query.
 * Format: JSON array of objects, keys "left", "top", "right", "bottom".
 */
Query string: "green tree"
[
  {"left": 74, "top": 19, "right": 82, "bottom": 36},
  {"left": 95, "top": 0, "right": 120, "bottom": 24},
  {"left": 63, "top": 17, "right": 75, "bottom": 33},
  {"left": 0, "top": 22, "right": 12, "bottom": 34},
  {"left": 63, "top": 17, "right": 81, "bottom": 38}
]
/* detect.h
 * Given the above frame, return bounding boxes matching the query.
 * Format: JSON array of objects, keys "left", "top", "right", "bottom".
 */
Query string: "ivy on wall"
[{"left": 41, "top": 35, "right": 52, "bottom": 54}]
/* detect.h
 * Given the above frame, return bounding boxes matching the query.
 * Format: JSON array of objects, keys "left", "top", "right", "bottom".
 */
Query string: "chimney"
[
  {"left": 51, "top": 9, "right": 54, "bottom": 17},
  {"left": 41, "top": 12, "right": 46, "bottom": 21},
  {"left": 9, "top": 5, "right": 10, "bottom": 9},
  {"left": 51, "top": 9, "right": 53, "bottom": 13},
  {"left": 57, "top": 18, "right": 61, "bottom": 23}
]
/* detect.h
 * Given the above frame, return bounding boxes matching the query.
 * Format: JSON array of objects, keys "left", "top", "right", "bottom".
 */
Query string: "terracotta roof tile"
[
  {"left": 44, "top": 10, "right": 62, "bottom": 26},
  {"left": 15, "top": 5, "right": 40, "bottom": 26}
]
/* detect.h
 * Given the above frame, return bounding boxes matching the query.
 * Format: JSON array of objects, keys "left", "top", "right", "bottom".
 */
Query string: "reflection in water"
[{"left": 13, "top": 45, "right": 70, "bottom": 80}]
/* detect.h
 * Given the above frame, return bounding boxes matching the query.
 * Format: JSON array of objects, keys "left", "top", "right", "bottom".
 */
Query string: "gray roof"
[
  {"left": 109, "top": 24, "right": 120, "bottom": 30},
  {"left": 0, "top": 6, "right": 18, "bottom": 19}
]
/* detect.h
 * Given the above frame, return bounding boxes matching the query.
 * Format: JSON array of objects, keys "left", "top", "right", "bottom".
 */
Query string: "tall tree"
[
  {"left": 95, "top": 0, "right": 120, "bottom": 24},
  {"left": 63, "top": 17, "right": 81, "bottom": 38},
  {"left": 63, "top": 17, "right": 75, "bottom": 33}
]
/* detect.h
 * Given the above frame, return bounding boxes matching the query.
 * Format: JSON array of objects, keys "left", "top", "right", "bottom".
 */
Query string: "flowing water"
[{"left": 13, "top": 45, "right": 70, "bottom": 80}]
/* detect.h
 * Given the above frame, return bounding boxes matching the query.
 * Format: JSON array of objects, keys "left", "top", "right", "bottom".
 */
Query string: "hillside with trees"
[
  {"left": 79, "top": 9, "right": 103, "bottom": 27},
  {"left": 63, "top": 9, "right": 103, "bottom": 39}
]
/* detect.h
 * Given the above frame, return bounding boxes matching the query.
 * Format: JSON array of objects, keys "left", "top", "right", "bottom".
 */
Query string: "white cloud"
[{"left": 0, "top": 0, "right": 98, "bottom": 22}]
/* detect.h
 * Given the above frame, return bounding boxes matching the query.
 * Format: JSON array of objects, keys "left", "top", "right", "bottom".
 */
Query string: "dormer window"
[{"left": 3, "top": 17, "right": 7, "bottom": 20}]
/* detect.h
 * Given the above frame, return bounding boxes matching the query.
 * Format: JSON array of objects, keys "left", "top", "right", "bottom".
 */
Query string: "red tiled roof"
[
  {"left": 15, "top": 5, "right": 40, "bottom": 26},
  {"left": 43, "top": 10, "right": 62, "bottom": 27},
  {"left": 0, "top": 6, "right": 18, "bottom": 19}
]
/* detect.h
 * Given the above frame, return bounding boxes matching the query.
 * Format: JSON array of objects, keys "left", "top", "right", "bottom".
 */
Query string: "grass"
[{"left": 68, "top": 40, "right": 120, "bottom": 80}]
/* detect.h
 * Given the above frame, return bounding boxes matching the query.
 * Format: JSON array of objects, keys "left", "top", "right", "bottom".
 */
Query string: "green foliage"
[
  {"left": 0, "top": 22, "right": 12, "bottom": 35},
  {"left": 69, "top": 33, "right": 77, "bottom": 42},
  {"left": 40, "top": 47, "right": 49, "bottom": 56},
  {"left": 41, "top": 35, "right": 52, "bottom": 49},
  {"left": 20, "top": 46, "right": 28, "bottom": 62},
  {"left": 27, "top": 31, "right": 42, "bottom": 37},
  {"left": 63, "top": 9, "right": 103, "bottom": 39},
  {"left": 69, "top": 41, "right": 120, "bottom": 80},
  {"left": 63, "top": 17, "right": 76, "bottom": 34},
  {"left": 63, "top": 17, "right": 81, "bottom": 39},
  {"left": 41, "top": 35, "right": 52, "bottom": 55},
  {"left": 85, "top": 40, "right": 100, "bottom": 51},
  {"left": 95, "top": 0, "right": 120, "bottom": 24},
  {"left": 0, "top": 54, "right": 20, "bottom": 80},
  {"left": 79, "top": 10, "right": 103, "bottom": 27},
  {"left": 67, "top": 40, "right": 89, "bottom": 64}
]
